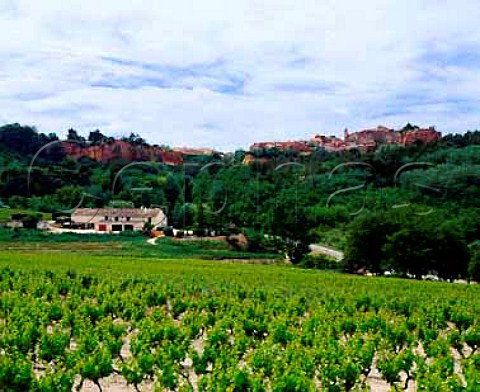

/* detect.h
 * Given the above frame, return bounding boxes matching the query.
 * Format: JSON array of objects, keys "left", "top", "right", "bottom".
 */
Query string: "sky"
[{"left": 0, "top": 0, "right": 479, "bottom": 151}]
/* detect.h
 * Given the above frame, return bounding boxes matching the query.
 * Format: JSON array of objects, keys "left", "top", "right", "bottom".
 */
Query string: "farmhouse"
[{"left": 71, "top": 208, "right": 167, "bottom": 232}]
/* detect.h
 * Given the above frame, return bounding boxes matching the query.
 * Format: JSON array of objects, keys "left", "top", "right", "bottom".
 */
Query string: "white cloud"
[{"left": 0, "top": 0, "right": 479, "bottom": 150}]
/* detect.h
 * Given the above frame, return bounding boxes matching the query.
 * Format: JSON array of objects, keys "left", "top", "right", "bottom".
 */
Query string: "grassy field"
[
  {"left": 0, "top": 229, "right": 283, "bottom": 261},
  {"left": 0, "top": 208, "right": 51, "bottom": 221},
  {"left": 0, "top": 248, "right": 479, "bottom": 391}
]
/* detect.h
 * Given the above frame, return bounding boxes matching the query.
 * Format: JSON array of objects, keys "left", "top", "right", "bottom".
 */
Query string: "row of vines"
[{"left": 0, "top": 261, "right": 479, "bottom": 391}]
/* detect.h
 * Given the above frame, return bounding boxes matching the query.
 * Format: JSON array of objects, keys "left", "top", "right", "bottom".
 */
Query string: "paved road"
[
  {"left": 146, "top": 237, "right": 344, "bottom": 261},
  {"left": 309, "top": 244, "right": 344, "bottom": 261},
  {"left": 146, "top": 237, "right": 158, "bottom": 245}
]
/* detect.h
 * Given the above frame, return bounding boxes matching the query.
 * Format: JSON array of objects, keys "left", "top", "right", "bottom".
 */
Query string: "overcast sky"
[{"left": 0, "top": 0, "right": 479, "bottom": 151}]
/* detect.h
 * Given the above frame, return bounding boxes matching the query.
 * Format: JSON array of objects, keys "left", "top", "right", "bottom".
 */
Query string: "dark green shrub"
[
  {"left": 162, "top": 227, "right": 174, "bottom": 237},
  {"left": 300, "top": 254, "right": 339, "bottom": 270}
]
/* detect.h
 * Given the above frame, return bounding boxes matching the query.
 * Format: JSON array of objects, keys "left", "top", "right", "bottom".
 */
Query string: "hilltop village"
[
  {"left": 248, "top": 125, "right": 440, "bottom": 154},
  {"left": 60, "top": 125, "right": 441, "bottom": 165}
]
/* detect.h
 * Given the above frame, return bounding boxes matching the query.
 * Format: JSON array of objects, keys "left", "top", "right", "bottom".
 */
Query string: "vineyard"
[{"left": 0, "top": 252, "right": 479, "bottom": 391}]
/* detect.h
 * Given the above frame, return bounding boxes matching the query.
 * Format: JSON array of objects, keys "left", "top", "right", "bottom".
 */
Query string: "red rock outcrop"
[
  {"left": 61, "top": 140, "right": 184, "bottom": 165},
  {"left": 400, "top": 127, "right": 442, "bottom": 145}
]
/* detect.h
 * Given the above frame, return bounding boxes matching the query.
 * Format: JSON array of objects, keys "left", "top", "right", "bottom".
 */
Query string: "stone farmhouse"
[{"left": 71, "top": 208, "right": 167, "bottom": 233}]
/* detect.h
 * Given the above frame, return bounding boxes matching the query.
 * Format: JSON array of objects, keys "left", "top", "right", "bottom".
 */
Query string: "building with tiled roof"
[{"left": 71, "top": 207, "right": 167, "bottom": 232}]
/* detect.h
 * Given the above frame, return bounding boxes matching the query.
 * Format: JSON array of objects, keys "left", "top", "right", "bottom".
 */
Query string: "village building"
[
  {"left": 71, "top": 208, "right": 167, "bottom": 232},
  {"left": 344, "top": 125, "right": 400, "bottom": 150},
  {"left": 172, "top": 147, "right": 219, "bottom": 156},
  {"left": 250, "top": 141, "right": 311, "bottom": 153},
  {"left": 312, "top": 125, "right": 441, "bottom": 153}
]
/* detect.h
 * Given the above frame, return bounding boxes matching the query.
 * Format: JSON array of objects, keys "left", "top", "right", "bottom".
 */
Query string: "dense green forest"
[{"left": 0, "top": 123, "right": 480, "bottom": 280}]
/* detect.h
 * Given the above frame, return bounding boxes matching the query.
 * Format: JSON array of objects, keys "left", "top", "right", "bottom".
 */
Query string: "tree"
[
  {"left": 383, "top": 226, "right": 433, "bottom": 278},
  {"left": 0, "top": 123, "right": 58, "bottom": 157},
  {"left": 346, "top": 210, "right": 470, "bottom": 280},
  {"left": 17, "top": 212, "right": 42, "bottom": 229},
  {"left": 343, "top": 211, "right": 400, "bottom": 274},
  {"left": 55, "top": 186, "right": 83, "bottom": 211},
  {"left": 269, "top": 188, "right": 315, "bottom": 264},
  {"left": 88, "top": 130, "right": 106, "bottom": 145},
  {"left": 400, "top": 123, "right": 423, "bottom": 132},
  {"left": 194, "top": 202, "right": 208, "bottom": 231},
  {"left": 469, "top": 242, "right": 480, "bottom": 282},
  {"left": 67, "top": 129, "right": 85, "bottom": 143},
  {"left": 122, "top": 133, "right": 146, "bottom": 145},
  {"left": 433, "top": 223, "right": 469, "bottom": 281},
  {"left": 172, "top": 202, "right": 194, "bottom": 229}
]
